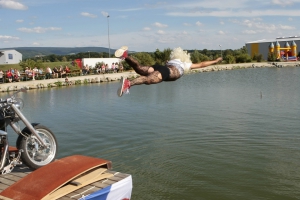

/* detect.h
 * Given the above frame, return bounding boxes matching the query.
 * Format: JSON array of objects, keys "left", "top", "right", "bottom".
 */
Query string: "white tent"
[{"left": 82, "top": 58, "right": 121, "bottom": 69}]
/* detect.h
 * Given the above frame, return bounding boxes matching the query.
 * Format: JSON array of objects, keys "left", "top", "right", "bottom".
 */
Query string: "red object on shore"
[{"left": 74, "top": 59, "right": 82, "bottom": 69}]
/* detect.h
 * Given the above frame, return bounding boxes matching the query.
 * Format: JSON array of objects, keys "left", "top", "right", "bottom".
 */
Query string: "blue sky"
[{"left": 1, "top": 0, "right": 300, "bottom": 52}]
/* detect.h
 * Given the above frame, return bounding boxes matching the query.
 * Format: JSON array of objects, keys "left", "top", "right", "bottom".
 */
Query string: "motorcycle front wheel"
[{"left": 17, "top": 124, "right": 57, "bottom": 170}]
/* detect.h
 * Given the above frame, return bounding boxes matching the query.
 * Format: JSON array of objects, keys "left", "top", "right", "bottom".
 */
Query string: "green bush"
[
  {"left": 225, "top": 55, "right": 235, "bottom": 64},
  {"left": 236, "top": 54, "right": 252, "bottom": 63},
  {"left": 267, "top": 52, "right": 276, "bottom": 62},
  {"left": 54, "top": 81, "right": 63, "bottom": 87},
  {"left": 256, "top": 54, "right": 263, "bottom": 62}
]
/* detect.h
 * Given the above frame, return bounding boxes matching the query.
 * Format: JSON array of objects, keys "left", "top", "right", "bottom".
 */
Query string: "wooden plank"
[
  {"left": 101, "top": 179, "right": 116, "bottom": 186},
  {"left": 0, "top": 195, "right": 13, "bottom": 200},
  {"left": 112, "top": 172, "right": 131, "bottom": 178},
  {"left": 64, "top": 185, "right": 100, "bottom": 199},
  {"left": 8, "top": 172, "right": 30, "bottom": 178},
  {"left": 58, "top": 182, "right": 103, "bottom": 199},
  {"left": 107, "top": 175, "right": 124, "bottom": 182},
  {"left": 43, "top": 169, "right": 113, "bottom": 200},
  {"left": 91, "top": 181, "right": 110, "bottom": 189},
  {"left": 0, "top": 184, "right": 9, "bottom": 192},
  {"left": 72, "top": 185, "right": 99, "bottom": 194},
  {"left": 60, "top": 190, "right": 81, "bottom": 198},
  {"left": 0, "top": 177, "right": 15, "bottom": 186},
  {"left": 0, "top": 174, "right": 22, "bottom": 182},
  {"left": 57, "top": 197, "right": 71, "bottom": 200}
]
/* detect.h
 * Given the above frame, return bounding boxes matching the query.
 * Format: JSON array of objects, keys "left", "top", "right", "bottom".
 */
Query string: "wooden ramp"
[{"left": 0, "top": 155, "right": 132, "bottom": 200}]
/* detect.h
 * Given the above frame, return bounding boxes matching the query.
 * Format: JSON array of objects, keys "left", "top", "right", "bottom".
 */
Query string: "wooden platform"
[{"left": 0, "top": 160, "right": 131, "bottom": 200}]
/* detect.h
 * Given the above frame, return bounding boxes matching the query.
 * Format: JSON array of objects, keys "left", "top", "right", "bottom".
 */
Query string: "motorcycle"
[{"left": 0, "top": 88, "right": 57, "bottom": 174}]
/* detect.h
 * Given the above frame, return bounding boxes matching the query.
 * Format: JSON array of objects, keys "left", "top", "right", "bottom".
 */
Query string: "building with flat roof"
[
  {"left": 0, "top": 49, "right": 22, "bottom": 64},
  {"left": 245, "top": 36, "right": 300, "bottom": 61}
]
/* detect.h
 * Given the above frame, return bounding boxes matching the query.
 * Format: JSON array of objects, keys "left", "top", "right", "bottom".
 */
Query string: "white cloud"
[
  {"left": 117, "top": 7, "right": 144, "bottom": 12},
  {"left": 16, "top": 19, "right": 23, "bottom": 23},
  {"left": 166, "top": 9, "right": 300, "bottom": 17},
  {"left": 32, "top": 42, "right": 40, "bottom": 46},
  {"left": 157, "top": 30, "right": 166, "bottom": 35},
  {"left": 196, "top": 21, "right": 202, "bottom": 26},
  {"left": 235, "top": 19, "right": 267, "bottom": 29},
  {"left": 218, "top": 31, "right": 225, "bottom": 35},
  {"left": 278, "top": 24, "right": 295, "bottom": 30},
  {"left": 17, "top": 27, "right": 62, "bottom": 33},
  {"left": 0, "top": 35, "right": 20, "bottom": 40},
  {"left": 242, "top": 30, "right": 257, "bottom": 34},
  {"left": 0, "top": 0, "right": 28, "bottom": 10},
  {"left": 81, "top": 12, "right": 97, "bottom": 18},
  {"left": 101, "top": 11, "right": 109, "bottom": 17},
  {"left": 271, "top": 0, "right": 294, "bottom": 6},
  {"left": 233, "top": 18, "right": 296, "bottom": 33},
  {"left": 172, "top": 0, "right": 248, "bottom": 10},
  {"left": 183, "top": 23, "right": 192, "bottom": 26},
  {"left": 143, "top": 27, "right": 151, "bottom": 31},
  {"left": 153, "top": 22, "right": 168, "bottom": 28}
]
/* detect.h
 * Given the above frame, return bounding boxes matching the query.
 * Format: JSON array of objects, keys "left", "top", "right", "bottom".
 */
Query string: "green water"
[{"left": 5, "top": 67, "right": 300, "bottom": 200}]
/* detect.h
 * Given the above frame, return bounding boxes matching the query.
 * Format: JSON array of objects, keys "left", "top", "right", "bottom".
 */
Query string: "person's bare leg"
[
  {"left": 125, "top": 57, "right": 154, "bottom": 76},
  {"left": 130, "top": 71, "right": 162, "bottom": 86},
  {"left": 190, "top": 57, "right": 222, "bottom": 69}
]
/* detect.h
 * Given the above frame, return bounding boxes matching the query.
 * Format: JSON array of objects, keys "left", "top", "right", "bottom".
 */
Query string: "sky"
[{"left": 1, "top": 0, "right": 300, "bottom": 52}]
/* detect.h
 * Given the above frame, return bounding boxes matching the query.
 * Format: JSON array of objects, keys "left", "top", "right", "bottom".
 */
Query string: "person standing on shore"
[
  {"left": 46, "top": 67, "right": 52, "bottom": 79},
  {"left": 0, "top": 70, "right": 3, "bottom": 83},
  {"left": 14, "top": 69, "right": 20, "bottom": 82},
  {"left": 115, "top": 46, "right": 222, "bottom": 97},
  {"left": 6, "top": 70, "right": 12, "bottom": 83}
]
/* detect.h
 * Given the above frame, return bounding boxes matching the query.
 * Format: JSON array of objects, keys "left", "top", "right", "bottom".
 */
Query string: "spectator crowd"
[{"left": 0, "top": 61, "right": 124, "bottom": 83}]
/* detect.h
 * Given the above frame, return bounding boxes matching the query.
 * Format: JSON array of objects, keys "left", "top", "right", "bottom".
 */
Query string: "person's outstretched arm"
[{"left": 190, "top": 57, "right": 222, "bottom": 69}]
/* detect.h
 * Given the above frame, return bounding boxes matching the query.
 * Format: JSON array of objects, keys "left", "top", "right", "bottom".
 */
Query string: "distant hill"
[{"left": 2, "top": 47, "right": 112, "bottom": 59}]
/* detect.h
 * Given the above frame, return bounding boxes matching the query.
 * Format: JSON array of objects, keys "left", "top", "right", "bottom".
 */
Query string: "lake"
[{"left": 4, "top": 66, "right": 300, "bottom": 200}]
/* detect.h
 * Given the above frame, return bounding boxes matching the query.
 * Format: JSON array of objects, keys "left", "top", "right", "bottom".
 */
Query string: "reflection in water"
[{"left": 3, "top": 67, "right": 300, "bottom": 199}]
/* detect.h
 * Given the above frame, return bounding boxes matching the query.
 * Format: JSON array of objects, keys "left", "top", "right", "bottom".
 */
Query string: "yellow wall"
[{"left": 251, "top": 43, "right": 259, "bottom": 57}]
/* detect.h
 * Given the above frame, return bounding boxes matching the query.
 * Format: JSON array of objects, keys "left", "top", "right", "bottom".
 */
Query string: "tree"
[
  {"left": 252, "top": 53, "right": 258, "bottom": 61},
  {"left": 132, "top": 52, "right": 155, "bottom": 66},
  {"left": 153, "top": 48, "right": 171, "bottom": 65},
  {"left": 47, "top": 54, "right": 55, "bottom": 62},
  {"left": 224, "top": 55, "right": 235, "bottom": 64},
  {"left": 190, "top": 50, "right": 201, "bottom": 63},
  {"left": 19, "top": 59, "right": 43, "bottom": 71},
  {"left": 62, "top": 56, "right": 67, "bottom": 62},
  {"left": 268, "top": 52, "right": 276, "bottom": 62},
  {"left": 236, "top": 54, "right": 251, "bottom": 63},
  {"left": 256, "top": 54, "right": 263, "bottom": 62}
]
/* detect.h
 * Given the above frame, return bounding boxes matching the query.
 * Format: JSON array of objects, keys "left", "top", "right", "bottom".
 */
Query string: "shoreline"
[{"left": 1, "top": 62, "right": 299, "bottom": 92}]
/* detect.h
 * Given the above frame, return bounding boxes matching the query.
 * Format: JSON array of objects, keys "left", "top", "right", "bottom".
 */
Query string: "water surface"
[{"left": 4, "top": 67, "right": 300, "bottom": 200}]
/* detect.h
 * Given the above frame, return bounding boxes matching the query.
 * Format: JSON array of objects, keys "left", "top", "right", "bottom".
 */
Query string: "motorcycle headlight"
[{"left": 15, "top": 98, "right": 24, "bottom": 110}]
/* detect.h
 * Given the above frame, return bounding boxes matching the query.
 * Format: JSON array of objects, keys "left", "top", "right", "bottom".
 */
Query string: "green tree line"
[{"left": 16, "top": 46, "right": 268, "bottom": 71}]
